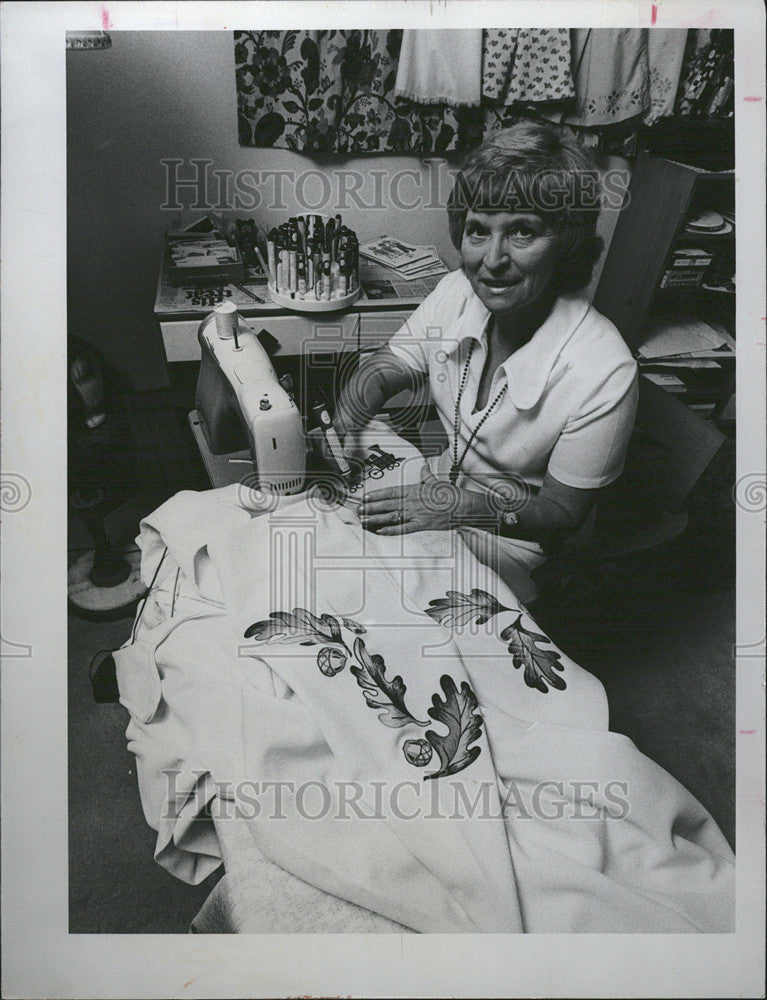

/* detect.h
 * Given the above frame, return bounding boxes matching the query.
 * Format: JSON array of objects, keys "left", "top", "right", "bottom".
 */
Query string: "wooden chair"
[{"left": 531, "top": 375, "right": 727, "bottom": 596}]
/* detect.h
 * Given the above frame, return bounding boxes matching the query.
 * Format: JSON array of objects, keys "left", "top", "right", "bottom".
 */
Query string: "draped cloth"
[
  {"left": 645, "top": 29, "right": 689, "bottom": 124},
  {"left": 115, "top": 425, "right": 735, "bottom": 933},
  {"left": 483, "top": 29, "right": 574, "bottom": 105},
  {"left": 395, "top": 29, "right": 483, "bottom": 106},
  {"left": 506, "top": 29, "right": 575, "bottom": 104},
  {"left": 482, "top": 29, "right": 519, "bottom": 100},
  {"left": 675, "top": 28, "right": 733, "bottom": 116},
  {"left": 567, "top": 28, "right": 651, "bottom": 126},
  {"left": 235, "top": 29, "right": 697, "bottom": 153}
]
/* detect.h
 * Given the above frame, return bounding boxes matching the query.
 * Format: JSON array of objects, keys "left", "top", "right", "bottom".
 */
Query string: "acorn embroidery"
[
  {"left": 403, "top": 739, "right": 433, "bottom": 767},
  {"left": 317, "top": 646, "right": 346, "bottom": 676}
]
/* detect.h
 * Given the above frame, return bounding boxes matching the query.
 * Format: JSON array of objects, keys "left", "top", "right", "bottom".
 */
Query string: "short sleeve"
[
  {"left": 387, "top": 271, "right": 461, "bottom": 373},
  {"left": 547, "top": 358, "right": 638, "bottom": 490}
]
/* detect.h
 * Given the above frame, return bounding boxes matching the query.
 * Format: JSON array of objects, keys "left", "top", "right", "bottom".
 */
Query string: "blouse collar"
[{"left": 443, "top": 274, "right": 591, "bottom": 410}]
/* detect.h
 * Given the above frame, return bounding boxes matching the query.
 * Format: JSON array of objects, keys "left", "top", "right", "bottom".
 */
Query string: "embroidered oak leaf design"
[
  {"left": 499, "top": 616, "right": 567, "bottom": 693},
  {"left": 424, "top": 675, "right": 483, "bottom": 780},
  {"left": 423, "top": 588, "right": 510, "bottom": 628},
  {"left": 342, "top": 617, "right": 367, "bottom": 634},
  {"left": 244, "top": 608, "right": 345, "bottom": 648},
  {"left": 350, "top": 637, "right": 428, "bottom": 729}
]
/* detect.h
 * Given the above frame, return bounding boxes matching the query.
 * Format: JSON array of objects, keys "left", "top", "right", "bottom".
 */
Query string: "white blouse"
[{"left": 388, "top": 268, "right": 638, "bottom": 494}]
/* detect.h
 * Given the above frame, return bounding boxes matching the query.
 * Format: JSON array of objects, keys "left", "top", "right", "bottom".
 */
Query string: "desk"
[{"left": 154, "top": 258, "right": 445, "bottom": 364}]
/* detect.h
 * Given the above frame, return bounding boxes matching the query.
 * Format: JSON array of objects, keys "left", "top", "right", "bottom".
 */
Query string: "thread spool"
[{"left": 213, "top": 301, "right": 238, "bottom": 340}]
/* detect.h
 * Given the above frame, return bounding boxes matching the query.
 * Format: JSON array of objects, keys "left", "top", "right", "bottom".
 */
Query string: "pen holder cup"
[{"left": 268, "top": 283, "right": 361, "bottom": 313}]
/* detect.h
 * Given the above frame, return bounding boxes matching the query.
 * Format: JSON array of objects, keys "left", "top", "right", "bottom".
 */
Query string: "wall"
[{"left": 67, "top": 31, "right": 628, "bottom": 389}]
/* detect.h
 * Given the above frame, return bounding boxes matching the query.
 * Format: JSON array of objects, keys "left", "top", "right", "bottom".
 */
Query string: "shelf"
[
  {"left": 674, "top": 230, "right": 734, "bottom": 243},
  {"left": 591, "top": 153, "right": 735, "bottom": 419},
  {"left": 655, "top": 282, "right": 736, "bottom": 297}
]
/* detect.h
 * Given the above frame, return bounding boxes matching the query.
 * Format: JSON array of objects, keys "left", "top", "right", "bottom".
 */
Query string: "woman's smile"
[{"left": 479, "top": 276, "right": 522, "bottom": 293}]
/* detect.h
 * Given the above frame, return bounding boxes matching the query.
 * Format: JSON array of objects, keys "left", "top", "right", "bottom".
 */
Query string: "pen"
[
  {"left": 297, "top": 256, "right": 307, "bottom": 298},
  {"left": 288, "top": 234, "right": 298, "bottom": 295},
  {"left": 233, "top": 283, "right": 266, "bottom": 305},
  {"left": 306, "top": 238, "right": 315, "bottom": 291},
  {"left": 334, "top": 214, "right": 341, "bottom": 262},
  {"left": 278, "top": 240, "right": 289, "bottom": 295},
  {"left": 254, "top": 244, "right": 270, "bottom": 282},
  {"left": 297, "top": 216, "right": 307, "bottom": 258},
  {"left": 266, "top": 229, "right": 277, "bottom": 285}
]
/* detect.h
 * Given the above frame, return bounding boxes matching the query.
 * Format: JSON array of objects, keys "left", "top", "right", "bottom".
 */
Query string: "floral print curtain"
[{"left": 235, "top": 29, "right": 563, "bottom": 155}]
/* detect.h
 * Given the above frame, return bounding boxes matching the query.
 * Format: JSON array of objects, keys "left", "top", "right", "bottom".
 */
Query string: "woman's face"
[{"left": 460, "top": 210, "right": 559, "bottom": 316}]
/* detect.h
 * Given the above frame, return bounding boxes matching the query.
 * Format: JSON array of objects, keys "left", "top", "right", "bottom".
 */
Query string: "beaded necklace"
[{"left": 450, "top": 340, "right": 507, "bottom": 485}]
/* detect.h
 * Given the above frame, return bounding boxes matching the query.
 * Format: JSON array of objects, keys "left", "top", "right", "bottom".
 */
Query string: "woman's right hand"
[{"left": 332, "top": 345, "right": 423, "bottom": 443}]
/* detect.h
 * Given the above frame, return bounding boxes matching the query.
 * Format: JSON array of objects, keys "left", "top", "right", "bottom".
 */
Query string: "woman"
[{"left": 334, "top": 120, "right": 638, "bottom": 603}]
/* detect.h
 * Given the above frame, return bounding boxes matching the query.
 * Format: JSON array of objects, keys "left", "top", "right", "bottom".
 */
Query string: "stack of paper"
[
  {"left": 168, "top": 235, "right": 239, "bottom": 267},
  {"left": 358, "top": 236, "right": 448, "bottom": 281},
  {"left": 637, "top": 314, "right": 735, "bottom": 361},
  {"left": 643, "top": 372, "right": 686, "bottom": 391}
]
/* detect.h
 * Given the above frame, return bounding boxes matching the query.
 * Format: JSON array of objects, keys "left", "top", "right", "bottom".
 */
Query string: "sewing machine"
[
  {"left": 191, "top": 301, "right": 435, "bottom": 495},
  {"left": 194, "top": 305, "right": 306, "bottom": 493}
]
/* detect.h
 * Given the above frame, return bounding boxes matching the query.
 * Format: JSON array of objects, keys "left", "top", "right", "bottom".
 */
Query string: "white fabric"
[
  {"left": 191, "top": 814, "right": 414, "bottom": 933},
  {"left": 395, "top": 30, "right": 483, "bottom": 106},
  {"left": 567, "top": 29, "right": 651, "bottom": 126},
  {"left": 388, "top": 268, "right": 638, "bottom": 492},
  {"left": 645, "top": 29, "right": 689, "bottom": 124},
  {"left": 115, "top": 431, "right": 734, "bottom": 933}
]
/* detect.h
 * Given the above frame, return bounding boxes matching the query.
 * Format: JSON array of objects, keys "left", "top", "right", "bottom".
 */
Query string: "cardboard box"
[{"left": 166, "top": 234, "right": 244, "bottom": 287}]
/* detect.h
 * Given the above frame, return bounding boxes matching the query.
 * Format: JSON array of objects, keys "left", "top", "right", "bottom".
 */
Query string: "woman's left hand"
[{"left": 358, "top": 466, "right": 474, "bottom": 534}]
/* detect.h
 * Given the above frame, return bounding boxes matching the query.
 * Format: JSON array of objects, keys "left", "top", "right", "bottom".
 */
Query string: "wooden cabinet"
[{"left": 593, "top": 152, "right": 735, "bottom": 417}]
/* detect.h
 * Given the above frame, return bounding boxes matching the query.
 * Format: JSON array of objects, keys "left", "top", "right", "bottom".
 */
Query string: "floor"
[
  {"left": 69, "top": 393, "right": 221, "bottom": 933},
  {"left": 68, "top": 613, "right": 222, "bottom": 933},
  {"left": 68, "top": 398, "right": 736, "bottom": 932}
]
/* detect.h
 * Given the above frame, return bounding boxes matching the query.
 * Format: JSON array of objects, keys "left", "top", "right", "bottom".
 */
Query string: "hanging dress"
[
  {"left": 567, "top": 28, "right": 651, "bottom": 126},
  {"left": 395, "top": 29, "right": 483, "bottom": 105},
  {"left": 483, "top": 29, "right": 574, "bottom": 105},
  {"left": 645, "top": 29, "right": 689, "bottom": 124}
]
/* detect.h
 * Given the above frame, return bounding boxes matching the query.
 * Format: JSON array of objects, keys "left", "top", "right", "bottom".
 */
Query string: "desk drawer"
[
  {"left": 160, "top": 313, "right": 360, "bottom": 363},
  {"left": 160, "top": 320, "right": 204, "bottom": 363},
  {"left": 358, "top": 311, "right": 412, "bottom": 352}
]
